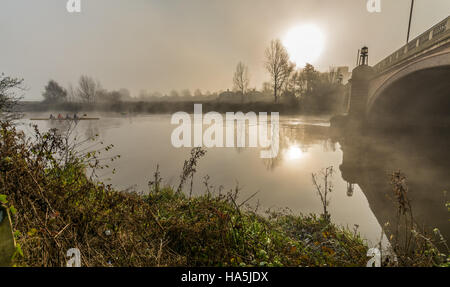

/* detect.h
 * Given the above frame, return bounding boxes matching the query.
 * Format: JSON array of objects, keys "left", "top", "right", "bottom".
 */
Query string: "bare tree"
[
  {"left": 233, "top": 62, "right": 250, "bottom": 102},
  {"left": 0, "top": 73, "right": 24, "bottom": 120},
  {"left": 264, "top": 39, "right": 292, "bottom": 103},
  {"left": 312, "top": 166, "right": 334, "bottom": 221},
  {"left": 42, "top": 80, "right": 67, "bottom": 103},
  {"left": 67, "top": 83, "right": 77, "bottom": 102},
  {"left": 77, "top": 75, "right": 99, "bottom": 103},
  {"left": 327, "top": 66, "right": 339, "bottom": 84}
]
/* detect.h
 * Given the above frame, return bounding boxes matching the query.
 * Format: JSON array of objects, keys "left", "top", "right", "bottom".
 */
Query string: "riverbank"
[
  {"left": 17, "top": 100, "right": 341, "bottom": 116},
  {"left": 1, "top": 120, "right": 447, "bottom": 267},
  {"left": 0, "top": 121, "right": 369, "bottom": 267}
]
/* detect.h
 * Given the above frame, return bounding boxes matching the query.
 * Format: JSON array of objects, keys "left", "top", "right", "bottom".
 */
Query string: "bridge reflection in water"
[
  {"left": 334, "top": 15, "right": 450, "bottom": 250},
  {"left": 265, "top": 120, "right": 449, "bottom": 249},
  {"left": 338, "top": 127, "right": 450, "bottom": 251}
]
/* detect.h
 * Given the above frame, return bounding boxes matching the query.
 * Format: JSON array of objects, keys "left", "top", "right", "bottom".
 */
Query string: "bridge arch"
[{"left": 366, "top": 50, "right": 450, "bottom": 127}]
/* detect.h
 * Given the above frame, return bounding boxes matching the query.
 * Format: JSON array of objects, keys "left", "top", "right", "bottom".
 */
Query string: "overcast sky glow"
[{"left": 1, "top": 0, "right": 449, "bottom": 100}]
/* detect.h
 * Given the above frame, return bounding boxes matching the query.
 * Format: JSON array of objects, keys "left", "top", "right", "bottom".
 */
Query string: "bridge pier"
[
  {"left": 330, "top": 63, "right": 374, "bottom": 135},
  {"left": 348, "top": 65, "right": 374, "bottom": 119}
]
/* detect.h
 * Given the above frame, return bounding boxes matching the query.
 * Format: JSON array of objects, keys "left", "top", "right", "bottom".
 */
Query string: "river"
[{"left": 19, "top": 112, "right": 449, "bottom": 247}]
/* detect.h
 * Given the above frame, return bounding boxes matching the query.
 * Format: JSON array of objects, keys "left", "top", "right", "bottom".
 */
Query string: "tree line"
[
  {"left": 40, "top": 38, "right": 348, "bottom": 114},
  {"left": 42, "top": 75, "right": 131, "bottom": 105}
]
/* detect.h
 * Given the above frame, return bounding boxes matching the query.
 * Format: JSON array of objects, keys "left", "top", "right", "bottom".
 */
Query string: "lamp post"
[
  {"left": 359, "top": 46, "right": 369, "bottom": 66},
  {"left": 407, "top": 0, "right": 415, "bottom": 43}
]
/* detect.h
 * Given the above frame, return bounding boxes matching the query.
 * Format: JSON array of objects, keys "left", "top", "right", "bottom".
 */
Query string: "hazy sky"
[{"left": 1, "top": 0, "right": 449, "bottom": 100}]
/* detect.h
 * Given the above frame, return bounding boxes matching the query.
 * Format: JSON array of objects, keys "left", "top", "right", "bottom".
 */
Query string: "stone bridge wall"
[{"left": 373, "top": 16, "right": 450, "bottom": 75}]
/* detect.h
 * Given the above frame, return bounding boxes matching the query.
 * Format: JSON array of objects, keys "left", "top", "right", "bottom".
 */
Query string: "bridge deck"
[{"left": 374, "top": 16, "right": 450, "bottom": 74}]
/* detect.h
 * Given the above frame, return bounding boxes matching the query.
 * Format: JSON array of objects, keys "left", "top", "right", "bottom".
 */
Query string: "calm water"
[{"left": 19, "top": 112, "right": 401, "bottom": 246}]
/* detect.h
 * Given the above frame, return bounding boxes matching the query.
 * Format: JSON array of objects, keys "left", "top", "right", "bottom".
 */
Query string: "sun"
[
  {"left": 285, "top": 145, "right": 304, "bottom": 161},
  {"left": 282, "top": 24, "right": 325, "bottom": 68}
]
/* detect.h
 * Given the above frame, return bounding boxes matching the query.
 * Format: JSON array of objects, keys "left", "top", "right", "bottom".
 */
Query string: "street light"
[
  {"left": 359, "top": 46, "right": 369, "bottom": 66},
  {"left": 407, "top": 0, "right": 415, "bottom": 43}
]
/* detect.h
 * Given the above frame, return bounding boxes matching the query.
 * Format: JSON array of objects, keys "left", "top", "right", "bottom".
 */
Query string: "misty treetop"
[
  {"left": 41, "top": 75, "right": 131, "bottom": 105},
  {"left": 42, "top": 80, "right": 67, "bottom": 103}
]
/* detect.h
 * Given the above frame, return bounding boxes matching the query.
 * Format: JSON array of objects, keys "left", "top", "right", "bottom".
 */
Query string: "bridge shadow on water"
[{"left": 338, "top": 124, "right": 450, "bottom": 251}]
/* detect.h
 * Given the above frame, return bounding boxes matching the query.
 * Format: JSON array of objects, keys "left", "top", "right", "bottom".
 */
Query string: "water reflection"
[
  {"left": 262, "top": 121, "right": 336, "bottom": 170},
  {"left": 338, "top": 128, "right": 450, "bottom": 249},
  {"left": 21, "top": 114, "right": 450, "bottom": 246},
  {"left": 20, "top": 114, "right": 390, "bottom": 244},
  {"left": 285, "top": 145, "right": 303, "bottom": 161}
]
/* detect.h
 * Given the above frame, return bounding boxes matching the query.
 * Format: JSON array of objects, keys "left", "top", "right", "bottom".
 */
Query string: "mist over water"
[
  {"left": 18, "top": 111, "right": 450, "bottom": 249},
  {"left": 19, "top": 113, "right": 385, "bottom": 245}
]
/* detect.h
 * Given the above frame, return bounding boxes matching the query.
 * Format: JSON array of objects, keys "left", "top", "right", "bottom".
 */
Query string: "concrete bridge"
[
  {"left": 336, "top": 16, "right": 450, "bottom": 250},
  {"left": 347, "top": 16, "right": 450, "bottom": 128}
]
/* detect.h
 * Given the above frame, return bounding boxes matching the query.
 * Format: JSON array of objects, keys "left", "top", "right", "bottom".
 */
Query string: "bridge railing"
[{"left": 374, "top": 16, "right": 450, "bottom": 74}]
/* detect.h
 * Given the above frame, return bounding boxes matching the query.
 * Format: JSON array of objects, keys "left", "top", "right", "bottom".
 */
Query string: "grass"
[{"left": 141, "top": 187, "right": 369, "bottom": 267}]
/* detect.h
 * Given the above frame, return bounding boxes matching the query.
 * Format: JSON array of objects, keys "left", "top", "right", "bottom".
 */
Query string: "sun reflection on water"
[{"left": 285, "top": 145, "right": 304, "bottom": 161}]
